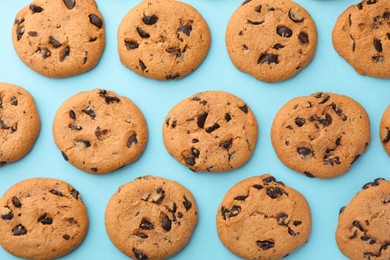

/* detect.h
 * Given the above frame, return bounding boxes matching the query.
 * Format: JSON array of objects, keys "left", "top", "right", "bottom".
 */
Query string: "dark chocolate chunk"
[
  {"left": 71, "top": 189, "right": 79, "bottom": 199},
  {"left": 256, "top": 240, "right": 275, "bottom": 250},
  {"left": 125, "top": 40, "right": 139, "bottom": 50},
  {"left": 162, "top": 214, "right": 172, "bottom": 231},
  {"left": 298, "top": 32, "right": 309, "bottom": 44},
  {"left": 304, "top": 171, "right": 315, "bottom": 178},
  {"left": 89, "top": 14, "right": 103, "bottom": 29},
  {"left": 234, "top": 195, "right": 248, "bottom": 201},
  {"left": 63, "top": 0, "right": 76, "bottom": 10},
  {"left": 252, "top": 184, "right": 263, "bottom": 190},
  {"left": 229, "top": 205, "right": 241, "bottom": 217},
  {"left": 139, "top": 60, "right": 147, "bottom": 73},
  {"left": 39, "top": 214, "right": 53, "bottom": 225},
  {"left": 50, "top": 37, "right": 62, "bottom": 48},
  {"left": 258, "top": 53, "right": 279, "bottom": 64},
  {"left": 127, "top": 134, "right": 138, "bottom": 148},
  {"left": 367, "top": 0, "right": 377, "bottom": 4},
  {"left": 98, "top": 90, "right": 121, "bottom": 104},
  {"left": 383, "top": 129, "right": 390, "bottom": 143},
  {"left": 178, "top": 25, "right": 192, "bottom": 37},
  {"left": 239, "top": 104, "right": 248, "bottom": 113},
  {"left": 339, "top": 206, "right": 346, "bottom": 215},
  {"left": 28, "top": 31, "right": 37, "bottom": 37},
  {"left": 361, "top": 235, "right": 376, "bottom": 244},
  {"left": 205, "top": 123, "right": 220, "bottom": 133},
  {"left": 137, "top": 27, "right": 150, "bottom": 38},
  {"left": 276, "top": 213, "right": 288, "bottom": 225},
  {"left": 17, "top": 26, "right": 25, "bottom": 41},
  {"left": 30, "top": 4, "right": 44, "bottom": 13},
  {"left": 316, "top": 114, "right": 332, "bottom": 126},
  {"left": 288, "top": 227, "right": 297, "bottom": 236},
  {"left": 357, "top": 3, "right": 363, "bottom": 10},
  {"left": 91, "top": 167, "right": 98, "bottom": 172},
  {"left": 40, "top": 48, "right": 51, "bottom": 59},
  {"left": 247, "top": 19, "right": 264, "bottom": 25},
  {"left": 166, "top": 74, "right": 180, "bottom": 80},
  {"left": 225, "top": 113, "right": 231, "bottom": 122},
  {"left": 266, "top": 187, "right": 284, "bottom": 199},
  {"left": 89, "top": 37, "right": 98, "bottom": 42},
  {"left": 133, "top": 248, "right": 148, "bottom": 260},
  {"left": 297, "top": 147, "right": 311, "bottom": 156},
  {"left": 12, "top": 224, "right": 27, "bottom": 236},
  {"left": 372, "top": 56, "right": 384, "bottom": 63},
  {"left": 263, "top": 176, "right": 276, "bottom": 184},
  {"left": 352, "top": 220, "right": 364, "bottom": 231},
  {"left": 273, "top": 44, "right": 285, "bottom": 50},
  {"left": 277, "top": 26, "right": 293, "bottom": 38},
  {"left": 140, "top": 219, "right": 154, "bottom": 230},
  {"left": 14, "top": 18, "right": 25, "bottom": 25},
  {"left": 191, "top": 147, "right": 200, "bottom": 158},
  {"left": 221, "top": 206, "right": 230, "bottom": 220},
  {"left": 374, "top": 39, "right": 383, "bottom": 52},
  {"left": 197, "top": 112, "right": 208, "bottom": 128},
  {"left": 1, "top": 212, "right": 14, "bottom": 220},
  {"left": 288, "top": 8, "right": 304, "bottom": 23},
  {"left": 135, "top": 233, "right": 148, "bottom": 239},
  {"left": 63, "top": 234, "right": 70, "bottom": 240},
  {"left": 293, "top": 220, "right": 302, "bottom": 226},
  {"left": 364, "top": 252, "right": 379, "bottom": 258},
  {"left": 12, "top": 197, "right": 22, "bottom": 208},
  {"left": 242, "top": 0, "right": 251, "bottom": 5},
  {"left": 349, "top": 230, "right": 358, "bottom": 239},
  {"left": 295, "top": 117, "right": 305, "bottom": 127},
  {"left": 69, "top": 110, "right": 76, "bottom": 120},
  {"left": 351, "top": 154, "right": 361, "bottom": 165},
  {"left": 183, "top": 196, "right": 192, "bottom": 211},
  {"left": 255, "top": 5, "right": 262, "bottom": 12},
  {"left": 153, "top": 189, "right": 165, "bottom": 204},
  {"left": 184, "top": 156, "right": 195, "bottom": 166},
  {"left": 77, "top": 140, "right": 91, "bottom": 148},
  {"left": 192, "top": 138, "right": 199, "bottom": 143},
  {"left": 69, "top": 124, "right": 82, "bottom": 131},
  {"left": 142, "top": 14, "right": 158, "bottom": 25},
  {"left": 82, "top": 107, "right": 96, "bottom": 119},
  {"left": 220, "top": 140, "right": 232, "bottom": 150},
  {"left": 324, "top": 156, "right": 340, "bottom": 166},
  {"left": 61, "top": 47, "right": 70, "bottom": 61},
  {"left": 95, "top": 127, "right": 108, "bottom": 139},
  {"left": 50, "top": 189, "right": 64, "bottom": 197}
]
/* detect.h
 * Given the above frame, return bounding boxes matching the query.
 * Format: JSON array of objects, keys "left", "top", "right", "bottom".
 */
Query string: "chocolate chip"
[
  {"left": 1, "top": 212, "right": 14, "bottom": 220},
  {"left": 127, "top": 134, "right": 138, "bottom": 148},
  {"left": 353, "top": 220, "right": 364, "bottom": 231},
  {"left": 69, "top": 124, "right": 82, "bottom": 130},
  {"left": 234, "top": 195, "right": 248, "bottom": 201},
  {"left": 162, "top": 214, "right": 172, "bottom": 231},
  {"left": 255, "top": 5, "right": 262, "bottom": 12},
  {"left": 39, "top": 214, "right": 53, "bottom": 225},
  {"left": 367, "top": 0, "right": 377, "bottom": 4},
  {"left": 316, "top": 114, "right": 332, "bottom": 126},
  {"left": 357, "top": 3, "right": 363, "bottom": 9},
  {"left": 293, "top": 220, "right": 302, "bottom": 226},
  {"left": 140, "top": 219, "right": 154, "bottom": 230},
  {"left": 17, "top": 26, "right": 25, "bottom": 41},
  {"left": 373, "top": 39, "right": 383, "bottom": 52},
  {"left": 89, "top": 14, "right": 103, "bottom": 29},
  {"left": 263, "top": 176, "right": 276, "bottom": 184},
  {"left": 91, "top": 167, "right": 98, "bottom": 172},
  {"left": 183, "top": 196, "right": 192, "bottom": 211},
  {"left": 229, "top": 205, "right": 241, "bottom": 217},
  {"left": 304, "top": 171, "right": 315, "bottom": 178},
  {"left": 77, "top": 140, "right": 91, "bottom": 148},
  {"left": 295, "top": 118, "right": 305, "bottom": 127},
  {"left": 225, "top": 113, "right": 231, "bottom": 122},
  {"left": 239, "top": 104, "right": 248, "bottom": 113},
  {"left": 273, "top": 44, "right": 285, "bottom": 50},
  {"left": 277, "top": 213, "right": 288, "bottom": 225},
  {"left": 98, "top": 90, "right": 121, "bottom": 104},
  {"left": 298, "top": 32, "right": 309, "bottom": 44},
  {"left": 361, "top": 235, "right": 376, "bottom": 244},
  {"left": 247, "top": 19, "right": 264, "bottom": 25},
  {"left": 63, "top": 0, "right": 75, "bottom": 10},
  {"left": 277, "top": 26, "right": 293, "bottom": 38},
  {"left": 133, "top": 248, "right": 148, "bottom": 260},
  {"left": 288, "top": 8, "right": 304, "bottom": 23},
  {"left": 12, "top": 197, "right": 22, "bottom": 208},
  {"left": 351, "top": 154, "right": 361, "bottom": 165},
  {"left": 258, "top": 53, "right": 279, "bottom": 64},
  {"left": 135, "top": 233, "right": 148, "bottom": 239},
  {"left": 82, "top": 107, "right": 96, "bottom": 119},
  {"left": 192, "top": 138, "right": 199, "bottom": 143},
  {"left": 153, "top": 189, "right": 165, "bottom": 204},
  {"left": 318, "top": 94, "right": 330, "bottom": 104},
  {"left": 63, "top": 234, "right": 70, "bottom": 240},
  {"left": 89, "top": 37, "right": 97, "bottom": 42},
  {"left": 137, "top": 27, "right": 150, "bottom": 38},
  {"left": 69, "top": 110, "right": 76, "bottom": 120},
  {"left": 221, "top": 206, "right": 230, "bottom": 220},
  {"left": 349, "top": 230, "right": 358, "bottom": 240},
  {"left": 256, "top": 240, "right": 275, "bottom": 250},
  {"left": 241, "top": 0, "right": 251, "bottom": 5},
  {"left": 166, "top": 74, "right": 181, "bottom": 80},
  {"left": 14, "top": 18, "right": 24, "bottom": 25},
  {"left": 373, "top": 56, "right": 384, "bottom": 63},
  {"left": 142, "top": 14, "right": 158, "bottom": 25},
  {"left": 220, "top": 140, "right": 232, "bottom": 150},
  {"left": 50, "top": 190, "right": 63, "bottom": 197},
  {"left": 324, "top": 156, "right": 340, "bottom": 166},
  {"left": 191, "top": 147, "right": 200, "bottom": 158},
  {"left": 50, "top": 36, "right": 62, "bottom": 48},
  {"left": 184, "top": 156, "right": 195, "bottom": 166},
  {"left": 288, "top": 227, "right": 297, "bottom": 236},
  {"left": 61, "top": 47, "right": 70, "bottom": 61},
  {"left": 12, "top": 224, "right": 27, "bottom": 236},
  {"left": 30, "top": 4, "right": 44, "bottom": 13},
  {"left": 139, "top": 60, "right": 147, "bottom": 73},
  {"left": 11, "top": 97, "right": 18, "bottom": 106},
  {"left": 252, "top": 184, "right": 263, "bottom": 190},
  {"left": 28, "top": 31, "right": 37, "bottom": 37},
  {"left": 205, "top": 123, "right": 220, "bottom": 133},
  {"left": 297, "top": 147, "right": 311, "bottom": 156},
  {"left": 339, "top": 206, "right": 346, "bottom": 215},
  {"left": 178, "top": 25, "right": 192, "bottom": 37},
  {"left": 364, "top": 252, "right": 379, "bottom": 258},
  {"left": 266, "top": 187, "right": 284, "bottom": 199},
  {"left": 197, "top": 113, "right": 208, "bottom": 128}
]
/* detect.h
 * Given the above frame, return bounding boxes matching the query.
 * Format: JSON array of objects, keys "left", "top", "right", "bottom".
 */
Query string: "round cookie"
[
  {"left": 162, "top": 91, "right": 258, "bottom": 172},
  {"left": 13, "top": 0, "right": 105, "bottom": 78},
  {"left": 226, "top": 0, "right": 317, "bottom": 82},
  {"left": 332, "top": 0, "right": 390, "bottom": 78},
  {"left": 216, "top": 174, "right": 311, "bottom": 259},
  {"left": 380, "top": 105, "right": 390, "bottom": 155},
  {"left": 118, "top": 0, "right": 211, "bottom": 80},
  {"left": 105, "top": 175, "right": 198, "bottom": 259},
  {"left": 0, "top": 83, "right": 40, "bottom": 166},
  {"left": 52, "top": 89, "right": 148, "bottom": 174},
  {"left": 271, "top": 92, "right": 370, "bottom": 179},
  {"left": 336, "top": 178, "right": 390, "bottom": 259},
  {"left": 0, "top": 178, "right": 88, "bottom": 259}
]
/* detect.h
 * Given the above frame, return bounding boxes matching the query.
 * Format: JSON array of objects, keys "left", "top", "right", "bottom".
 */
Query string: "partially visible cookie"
[
  {"left": 118, "top": 0, "right": 211, "bottom": 80},
  {"left": 216, "top": 174, "right": 311, "bottom": 259},
  {"left": 0, "top": 83, "right": 40, "bottom": 166},
  {"left": 226, "top": 0, "right": 317, "bottom": 82},
  {"left": 0, "top": 178, "right": 88, "bottom": 259},
  {"left": 105, "top": 175, "right": 198, "bottom": 259},
  {"left": 336, "top": 178, "right": 390, "bottom": 260},
  {"left": 52, "top": 89, "right": 148, "bottom": 174},
  {"left": 271, "top": 92, "right": 370, "bottom": 178},
  {"left": 380, "top": 105, "right": 390, "bottom": 155},
  {"left": 162, "top": 91, "right": 258, "bottom": 172},
  {"left": 332, "top": 0, "right": 390, "bottom": 78},
  {"left": 13, "top": 0, "right": 105, "bottom": 78}
]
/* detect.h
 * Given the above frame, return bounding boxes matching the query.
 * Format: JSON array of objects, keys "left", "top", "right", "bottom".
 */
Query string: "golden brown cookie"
[
  {"left": 162, "top": 91, "right": 258, "bottom": 172},
  {"left": 216, "top": 174, "right": 311, "bottom": 259},
  {"left": 0, "top": 178, "right": 88, "bottom": 259},
  {"left": 105, "top": 175, "right": 198, "bottom": 259},
  {"left": 380, "top": 105, "right": 390, "bottom": 155},
  {"left": 226, "top": 0, "right": 317, "bottom": 82},
  {"left": 52, "top": 89, "right": 148, "bottom": 174},
  {"left": 336, "top": 178, "right": 390, "bottom": 259},
  {"left": 118, "top": 0, "right": 211, "bottom": 80},
  {"left": 0, "top": 83, "right": 40, "bottom": 166},
  {"left": 332, "top": 0, "right": 390, "bottom": 78},
  {"left": 271, "top": 92, "right": 370, "bottom": 178},
  {"left": 12, "top": 0, "right": 105, "bottom": 78}
]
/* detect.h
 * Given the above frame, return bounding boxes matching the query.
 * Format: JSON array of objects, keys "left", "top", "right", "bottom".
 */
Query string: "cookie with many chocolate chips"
[
  {"left": 380, "top": 105, "right": 390, "bottom": 155},
  {"left": 12, "top": 0, "right": 105, "bottom": 78},
  {"left": 0, "top": 83, "right": 40, "bottom": 166},
  {"left": 271, "top": 92, "right": 370, "bottom": 178},
  {"left": 52, "top": 89, "right": 148, "bottom": 174},
  {"left": 226, "top": 0, "right": 317, "bottom": 82},
  {"left": 216, "top": 174, "right": 311, "bottom": 259},
  {"left": 0, "top": 178, "right": 88, "bottom": 259},
  {"left": 118, "top": 0, "right": 211, "bottom": 80},
  {"left": 332, "top": 0, "right": 390, "bottom": 78},
  {"left": 105, "top": 175, "right": 198, "bottom": 259},
  {"left": 162, "top": 91, "right": 258, "bottom": 172},
  {"left": 336, "top": 178, "right": 390, "bottom": 259}
]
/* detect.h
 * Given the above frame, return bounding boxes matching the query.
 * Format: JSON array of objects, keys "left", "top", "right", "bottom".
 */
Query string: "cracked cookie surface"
[
  {"left": 336, "top": 178, "right": 390, "bottom": 260},
  {"left": 0, "top": 83, "right": 40, "bottom": 166},
  {"left": 332, "top": 0, "right": 390, "bottom": 78},
  {"left": 105, "top": 175, "right": 198, "bottom": 259},
  {"left": 162, "top": 91, "right": 258, "bottom": 172},
  {"left": 12, "top": 0, "right": 105, "bottom": 78},
  {"left": 216, "top": 174, "right": 311, "bottom": 259},
  {"left": 271, "top": 92, "right": 370, "bottom": 179},
  {"left": 118, "top": 0, "right": 211, "bottom": 80},
  {"left": 52, "top": 89, "right": 148, "bottom": 174},
  {"left": 380, "top": 105, "right": 390, "bottom": 155},
  {"left": 226, "top": 0, "right": 317, "bottom": 82},
  {"left": 0, "top": 178, "right": 88, "bottom": 259}
]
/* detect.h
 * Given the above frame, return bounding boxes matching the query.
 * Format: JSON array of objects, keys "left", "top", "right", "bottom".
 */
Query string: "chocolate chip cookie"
[
  {"left": 226, "top": 0, "right": 317, "bottom": 82},
  {"left": 52, "top": 89, "right": 148, "bottom": 174},
  {"left": 332, "top": 0, "right": 390, "bottom": 78},
  {"left": 336, "top": 178, "right": 390, "bottom": 259},
  {"left": 13, "top": 0, "right": 105, "bottom": 78},
  {"left": 216, "top": 174, "right": 311, "bottom": 259},
  {"left": 162, "top": 91, "right": 258, "bottom": 172},
  {"left": 105, "top": 175, "right": 198, "bottom": 259},
  {"left": 271, "top": 92, "right": 370, "bottom": 179},
  {"left": 0, "top": 178, "right": 88, "bottom": 259},
  {"left": 118, "top": 0, "right": 211, "bottom": 80},
  {"left": 380, "top": 105, "right": 390, "bottom": 155},
  {"left": 0, "top": 83, "right": 40, "bottom": 166}
]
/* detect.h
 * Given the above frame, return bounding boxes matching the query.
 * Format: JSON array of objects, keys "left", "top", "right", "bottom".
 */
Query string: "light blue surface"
[{"left": 0, "top": 0, "right": 389, "bottom": 259}]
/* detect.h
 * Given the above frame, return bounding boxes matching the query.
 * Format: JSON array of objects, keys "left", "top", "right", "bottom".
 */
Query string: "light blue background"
[{"left": 0, "top": 0, "right": 389, "bottom": 259}]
